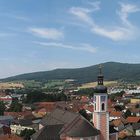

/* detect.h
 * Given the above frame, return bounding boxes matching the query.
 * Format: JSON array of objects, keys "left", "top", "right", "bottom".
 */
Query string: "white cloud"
[
  {"left": 34, "top": 42, "right": 97, "bottom": 53},
  {"left": 69, "top": 7, "right": 94, "bottom": 26},
  {"left": 28, "top": 27, "right": 64, "bottom": 40},
  {"left": 69, "top": 2, "right": 140, "bottom": 41},
  {"left": 117, "top": 3, "right": 140, "bottom": 27},
  {"left": 87, "top": 1, "right": 101, "bottom": 11}
]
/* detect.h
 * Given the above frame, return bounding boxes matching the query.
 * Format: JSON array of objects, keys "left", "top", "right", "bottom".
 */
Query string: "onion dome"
[{"left": 94, "top": 64, "right": 107, "bottom": 93}]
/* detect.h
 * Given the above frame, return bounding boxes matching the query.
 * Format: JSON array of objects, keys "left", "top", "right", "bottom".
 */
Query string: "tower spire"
[
  {"left": 97, "top": 64, "right": 104, "bottom": 85},
  {"left": 99, "top": 64, "right": 103, "bottom": 75}
]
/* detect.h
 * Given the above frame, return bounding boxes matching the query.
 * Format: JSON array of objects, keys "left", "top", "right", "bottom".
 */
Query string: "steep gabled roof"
[
  {"left": 32, "top": 124, "right": 64, "bottom": 140},
  {"left": 40, "top": 108, "right": 79, "bottom": 126},
  {"left": 61, "top": 116, "right": 100, "bottom": 137},
  {"left": 33, "top": 108, "right": 100, "bottom": 140}
]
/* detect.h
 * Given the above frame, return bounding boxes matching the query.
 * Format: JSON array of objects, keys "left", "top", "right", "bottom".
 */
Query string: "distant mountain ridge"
[{"left": 1, "top": 62, "right": 140, "bottom": 83}]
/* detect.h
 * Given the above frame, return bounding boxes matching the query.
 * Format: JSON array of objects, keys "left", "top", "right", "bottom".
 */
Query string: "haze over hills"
[{"left": 1, "top": 62, "right": 140, "bottom": 83}]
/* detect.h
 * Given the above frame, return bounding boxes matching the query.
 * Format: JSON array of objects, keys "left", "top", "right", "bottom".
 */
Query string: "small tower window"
[
  {"left": 94, "top": 96, "right": 96, "bottom": 102},
  {"left": 95, "top": 103, "right": 96, "bottom": 110},
  {"left": 102, "top": 103, "right": 105, "bottom": 111},
  {"left": 101, "top": 96, "right": 106, "bottom": 101}
]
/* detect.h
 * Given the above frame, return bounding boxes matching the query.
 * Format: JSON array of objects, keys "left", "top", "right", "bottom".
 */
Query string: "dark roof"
[
  {"left": 0, "top": 116, "right": 13, "bottom": 121},
  {"left": 16, "top": 119, "right": 33, "bottom": 126},
  {"left": 94, "top": 85, "right": 107, "bottom": 93},
  {"left": 124, "top": 136, "right": 140, "bottom": 140},
  {"left": 33, "top": 108, "right": 100, "bottom": 139},
  {"left": 32, "top": 124, "right": 64, "bottom": 140},
  {"left": 62, "top": 117, "right": 100, "bottom": 137},
  {"left": 132, "top": 123, "right": 140, "bottom": 130},
  {"left": 40, "top": 108, "right": 79, "bottom": 126}
]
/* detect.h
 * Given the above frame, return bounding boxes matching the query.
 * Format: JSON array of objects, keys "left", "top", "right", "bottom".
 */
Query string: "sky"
[{"left": 0, "top": 0, "right": 140, "bottom": 78}]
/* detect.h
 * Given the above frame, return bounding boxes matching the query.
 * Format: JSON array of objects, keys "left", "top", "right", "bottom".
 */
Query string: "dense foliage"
[
  {"left": 2, "top": 62, "right": 140, "bottom": 83},
  {"left": 9, "top": 98, "right": 23, "bottom": 112},
  {"left": 20, "top": 129, "right": 35, "bottom": 140},
  {"left": 109, "top": 91, "right": 125, "bottom": 101},
  {"left": 74, "top": 88, "right": 95, "bottom": 97},
  {"left": 0, "top": 101, "right": 5, "bottom": 115},
  {"left": 24, "top": 90, "right": 67, "bottom": 103}
]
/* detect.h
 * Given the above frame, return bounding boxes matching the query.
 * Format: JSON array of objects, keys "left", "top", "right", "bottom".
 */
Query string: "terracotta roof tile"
[
  {"left": 126, "top": 116, "right": 140, "bottom": 123},
  {"left": 112, "top": 119, "right": 123, "bottom": 127},
  {"left": 0, "top": 134, "right": 22, "bottom": 140},
  {"left": 110, "top": 111, "right": 122, "bottom": 117}
]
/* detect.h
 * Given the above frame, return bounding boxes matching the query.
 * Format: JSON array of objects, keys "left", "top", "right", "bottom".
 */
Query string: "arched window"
[{"left": 102, "top": 103, "right": 105, "bottom": 111}]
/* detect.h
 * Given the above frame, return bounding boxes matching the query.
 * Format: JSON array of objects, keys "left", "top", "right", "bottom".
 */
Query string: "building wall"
[
  {"left": 93, "top": 112, "right": 109, "bottom": 140},
  {"left": 39, "top": 124, "right": 43, "bottom": 130},
  {"left": 130, "top": 99, "right": 140, "bottom": 104},
  {"left": 10, "top": 125, "right": 33, "bottom": 135},
  {"left": 136, "top": 129, "right": 140, "bottom": 136},
  {"left": 109, "top": 133, "right": 118, "bottom": 140}
]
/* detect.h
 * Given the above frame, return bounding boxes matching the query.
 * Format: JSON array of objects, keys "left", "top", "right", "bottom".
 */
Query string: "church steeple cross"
[
  {"left": 98, "top": 64, "right": 104, "bottom": 85},
  {"left": 99, "top": 64, "right": 103, "bottom": 75}
]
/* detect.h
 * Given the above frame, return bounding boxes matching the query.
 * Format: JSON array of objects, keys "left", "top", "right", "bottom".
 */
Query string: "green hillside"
[{"left": 1, "top": 62, "right": 140, "bottom": 83}]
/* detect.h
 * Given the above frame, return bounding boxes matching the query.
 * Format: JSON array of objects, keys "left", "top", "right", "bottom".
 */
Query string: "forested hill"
[{"left": 1, "top": 62, "right": 140, "bottom": 83}]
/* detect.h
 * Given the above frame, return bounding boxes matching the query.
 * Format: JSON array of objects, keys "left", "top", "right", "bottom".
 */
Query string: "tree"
[
  {"left": 9, "top": 99, "right": 22, "bottom": 112},
  {"left": 114, "top": 105, "right": 125, "bottom": 111},
  {"left": 124, "top": 109, "right": 131, "bottom": 118},
  {"left": 0, "top": 101, "right": 5, "bottom": 115},
  {"left": 135, "top": 104, "right": 140, "bottom": 108},
  {"left": 20, "top": 129, "right": 35, "bottom": 140},
  {"left": 79, "top": 109, "right": 90, "bottom": 121}
]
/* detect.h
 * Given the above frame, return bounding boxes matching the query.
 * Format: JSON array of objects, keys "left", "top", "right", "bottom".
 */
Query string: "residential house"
[
  {"left": 110, "top": 111, "right": 122, "bottom": 121},
  {"left": 130, "top": 108, "right": 140, "bottom": 117},
  {"left": 0, "top": 116, "right": 13, "bottom": 126},
  {"left": 118, "top": 124, "right": 134, "bottom": 139},
  {"left": 132, "top": 123, "right": 140, "bottom": 136}
]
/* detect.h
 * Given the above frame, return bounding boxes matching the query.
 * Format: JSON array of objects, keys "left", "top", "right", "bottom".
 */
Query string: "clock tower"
[{"left": 93, "top": 65, "right": 109, "bottom": 140}]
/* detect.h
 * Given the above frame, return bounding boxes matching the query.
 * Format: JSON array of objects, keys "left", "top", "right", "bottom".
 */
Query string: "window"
[
  {"left": 94, "top": 96, "right": 96, "bottom": 102},
  {"left": 101, "top": 96, "right": 106, "bottom": 102},
  {"left": 102, "top": 103, "right": 105, "bottom": 111},
  {"left": 95, "top": 103, "right": 96, "bottom": 110}
]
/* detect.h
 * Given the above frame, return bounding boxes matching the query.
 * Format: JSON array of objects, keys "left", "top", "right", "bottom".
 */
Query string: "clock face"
[{"left": 101, "top": 96, "right": 106, "bottom": 102}]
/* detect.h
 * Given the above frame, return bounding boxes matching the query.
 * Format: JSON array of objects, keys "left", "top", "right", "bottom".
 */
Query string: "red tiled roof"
[
  {"left": 118, "top": 131, "right": 127, "bottom": 139},
  {"left": 80, "top": 96, "right": 89, "bottom": 102},
  {"left": 108, "top": 107, "right": 115, "bottom": 113},
  {"left": 35, "top": 102, "right": 56, "bottom": 112},
  {"left": 110, "top": 111, "right": 122, "bottom": 117},
  {"left": 83, "top": 105, "right": 94, "bottom": 112},
  {"left": 126, "top": 117, "right": 140, "bottom": 123},
  {"left": 0, "top": 134, "right": 22, "bottom": 140},
  {"left": 4, "top": 111, "right": 33, "bottom": 119},
  {"left": 112, "top": 119, "right": 123, "bottom": 127}
]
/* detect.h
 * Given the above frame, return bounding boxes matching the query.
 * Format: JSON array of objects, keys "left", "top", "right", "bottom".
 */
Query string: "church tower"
[{"left": 93, "top": 65, "right": 109, "bottom": 140}]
